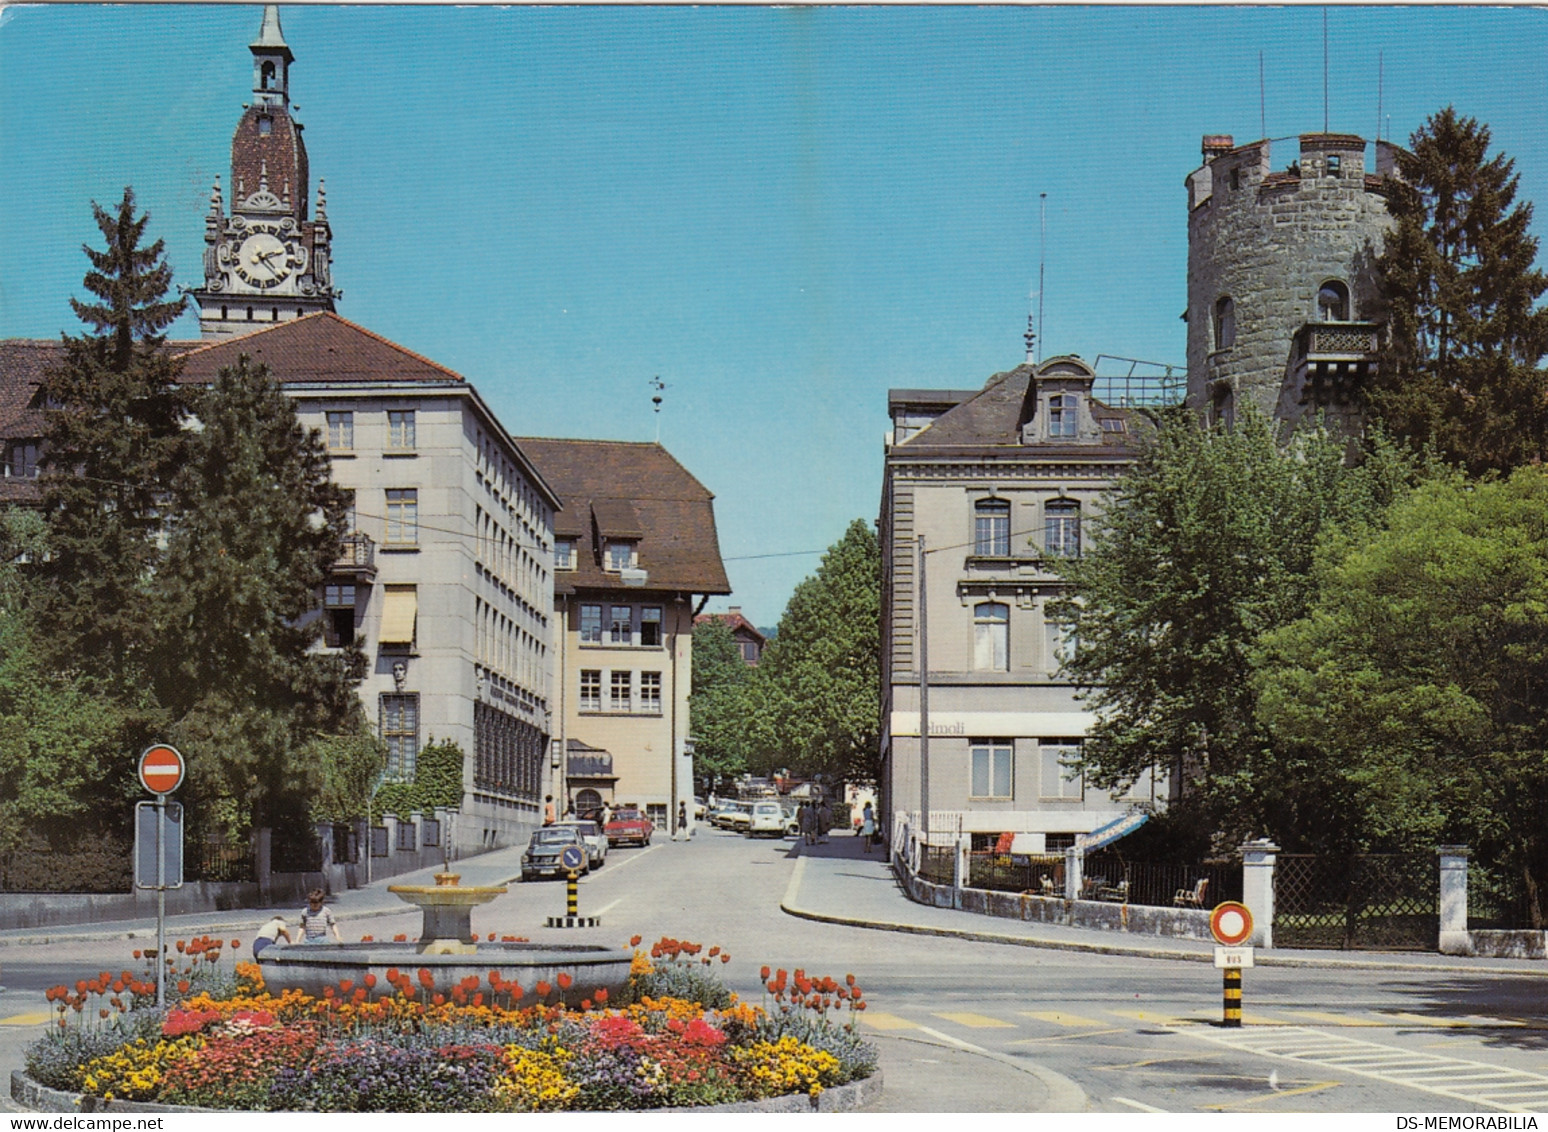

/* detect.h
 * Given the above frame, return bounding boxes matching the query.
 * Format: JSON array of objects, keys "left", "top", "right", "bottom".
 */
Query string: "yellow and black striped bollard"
[
  {"left": 566, "top": 869, "right": 580, "bottom": 917},
  {"left": 1222, "top": 966, "right": 1242, "bottom": 1027}
]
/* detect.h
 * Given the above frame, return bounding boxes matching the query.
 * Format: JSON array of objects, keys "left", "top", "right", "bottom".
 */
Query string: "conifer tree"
[
  {"left": 38, "top": 188, "right": 189, "bottom": 690},
  {"left": 1372, "top": 108, "right": 1548, "bottom": 476}
]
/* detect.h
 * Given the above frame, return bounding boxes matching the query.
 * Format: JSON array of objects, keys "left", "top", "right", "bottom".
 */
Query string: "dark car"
[
  {"left": 604, "top": 807, "right": 654, "bottom": 848},
  {"left": 521, "top": 826, "right": 590, "bottom": 881}
]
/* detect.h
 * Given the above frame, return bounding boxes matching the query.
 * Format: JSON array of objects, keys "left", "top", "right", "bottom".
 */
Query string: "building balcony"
[
  {"left": 334, "top": 531, "right": 377, "bottom": 579},
  {"left": 1291, "top": 321, "right": 1381, "bottom": 406}
]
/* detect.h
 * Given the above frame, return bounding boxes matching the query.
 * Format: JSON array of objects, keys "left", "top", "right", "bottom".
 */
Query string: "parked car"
[
  {"left": 720, "top": 801, "right": 753, "bottom": 833},
  {"left": 745, "top": 800, "right": 786, "bottom": 838},
  {"left": 521, "top": 826, "right": 589, "bottom": 881},
  {"left": 604, "top": 807, "right": 654, "bottom": 848},
  {"left": 779, "top": 802, "right": 802, "bottom": 837},
  {"left": 707, "top": 800, "right": 740, "bottom": 829},
  {"left": 552, "top": 819, "right": 607, "bottom": 869}
]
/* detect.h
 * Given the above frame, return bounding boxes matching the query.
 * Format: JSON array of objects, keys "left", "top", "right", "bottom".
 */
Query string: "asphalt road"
[{"left": 3, "top": 826, "right": 1545, "bottom": 1113}]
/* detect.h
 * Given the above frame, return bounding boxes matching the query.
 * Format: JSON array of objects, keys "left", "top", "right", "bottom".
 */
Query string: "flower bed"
[{"left": 24, "top": 935, "right": 877, "bottom": 1112}]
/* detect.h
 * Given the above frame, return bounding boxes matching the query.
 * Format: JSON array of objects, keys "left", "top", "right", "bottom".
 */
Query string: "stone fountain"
[{"left": 255, "top": 870, "right": 632, "bottom": 1001}]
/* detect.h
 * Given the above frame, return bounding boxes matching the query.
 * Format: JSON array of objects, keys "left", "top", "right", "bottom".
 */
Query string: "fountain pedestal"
[{"left": 387, "top": 872, "right": 506, "bottom": 955}]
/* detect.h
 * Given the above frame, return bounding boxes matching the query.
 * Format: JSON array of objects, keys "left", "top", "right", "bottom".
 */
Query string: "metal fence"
[
  {"left": 966, "top": 852, "right": 1064, "bottom": 894},
  {"left": 918, "top": 844, "right": 956, "bottom": 886},
  {"left": 1275, "top": 852, "right": 1438, "bottom": 950},
  {"left": 1081, "top": 850, "right": 1243, "bottom": 908},
  {"left": 187, "top": 837, "right": 255, "bottom": 884}
]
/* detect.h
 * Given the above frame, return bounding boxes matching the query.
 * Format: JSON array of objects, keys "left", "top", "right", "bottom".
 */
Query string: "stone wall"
[{"left": 1185, "top": 134, "right": 1396, "bottom": 425}]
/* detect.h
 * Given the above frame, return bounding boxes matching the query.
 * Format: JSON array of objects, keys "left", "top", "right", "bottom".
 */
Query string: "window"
[
  {"left": 554, "top": 539, "right": 575, "bottom": 570},
  {"left": 258, "top": 117, "right": 272, "bottom": 135},
  {"left": 1214, "top": 295, "right": 1236, "bottom": 350},
  {"left": 1229, "top": 166, "right": 1242, "bottom": 190},
  {"left": 1044, "top": 500, "right": 1081, "bottom": 558},
  {"left": 580, "top": 669, "right": 601, "bottom": 711},
  {"left": 323, "top": 583, "right": 355, "bottom": 648},
  {"left": 1099, "top": 418, "right": 1126, "bottom": 435},
  {"left": 974, "top": 499, "right": 1010, "bottom": 557},
  {"left": 640, "top": 671, "right": 662, "bottom": 713},
  {"left": 342, "top": 490, "right": 357, "bottom": 534},
  {"left": 1318, "top": 280, "right": 1350, "bottom": 322},
  {"left": 609, "top": 605, "right": 633, "bottom": 645},
  {"left": 1040, "top": 739, "right": 1084, "bottom": 800},
  {"left": 1326, "top": 153, "right": 1342, "bottom": 175},
  {"left": 605, "top": 541, "right": 635, "bottom": 571},
  {"left": 388, "top": 410, "right": 416, "bottom": 450},
  {"left": 5, "top": 441, "right": 38, "bottom": 479},
  {"left": 973, "top": 602, "right": 1009, "bottom": 672},
  {"left": 385, "top": 488, "right": 418, "bottom": 545},
  {"left": 382, "top": 693, "right": 419, "bottom": 779},
  {"left": 260, "top": 62, "right": 276, "bottom": 90},
  {"left": 640, "top": 606, "right": 663, "bottom": 647},
  {"left": 326, "top": 411, "right": 353, "bottom": 450},
  {"left": 1048, "top": 394, "right": 1078, "bottom": 438},
  {"left": 610, "top": 670, "right": 632, "bottom": 712},
  {"left": 970, "top": 739, "right": 1013, "bottom": 800},
  {"left": 1210, "top": 384, "right": 1236, "bottom": 429},
  {"left": 1046, "top": 617, "right": 1076, "bottom": 672},
  {"left": 579, "top": 604, "right": 603, "bottom": 644}
]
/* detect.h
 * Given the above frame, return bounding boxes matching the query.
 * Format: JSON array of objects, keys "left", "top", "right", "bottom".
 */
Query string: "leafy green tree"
[
  {"left": 1371, "top": 107, "right": 1548, "bottom": 476},
  {"left": 153, "top": 356, "right": 361, "bottom": 825},
  {"left": 747, "top": 520, "right": 881, "bottom": 783},
  {"left": 1055, "top": 409, "right": 1423, "bottom": 846},
  {"left": 1255, "top": 468, "right": 1548, "bottom": 926},
  {"left": 688, "top": 617, "right": 751, "bottom": 787},
  {"left": 38, "top": 188, "right": 190, "bottom": 692}
]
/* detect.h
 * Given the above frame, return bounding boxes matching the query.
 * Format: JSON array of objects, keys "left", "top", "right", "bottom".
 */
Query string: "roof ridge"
[{"left": 175, "top": 313, "right": 466, "bottom": 383}]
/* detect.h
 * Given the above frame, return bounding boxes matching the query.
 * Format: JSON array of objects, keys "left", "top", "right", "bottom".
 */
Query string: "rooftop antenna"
[
  {"left": 1259, "top": 52, "right": 1266, "bottom": 140},
  {"left": 1376, "top": 50, "right": 1383, "bottom": 142},
  {"left": 650, "top": 376, "right": 666, "bottom": 443},
  {"left": 1322, "top": 7, "right": 1330, "bottom": 134},
  {"left": 1037, "top": 192, "right": 1047, "bottom": 364}
]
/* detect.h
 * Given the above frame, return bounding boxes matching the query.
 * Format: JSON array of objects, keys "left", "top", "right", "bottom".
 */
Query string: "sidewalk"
[
  {"left": 781, "top": 834, "right": 1548, "bottom": 977},
  {"left": 0, "top": 846, "right": 531, "bottom": 948}
]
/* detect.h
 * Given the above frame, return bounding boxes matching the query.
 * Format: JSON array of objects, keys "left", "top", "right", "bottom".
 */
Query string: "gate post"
[
  {"left": 1438, "top": 846, "right": 1471, "bottom": 956},
  {"left": 1240, "top": 839, "right": 1279, "bottom": 949},
  {"left": 1064, "top": 846, "right": 1083, "bottom": 901}
]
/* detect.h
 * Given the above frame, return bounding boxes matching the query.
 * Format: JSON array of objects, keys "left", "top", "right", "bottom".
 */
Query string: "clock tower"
[{"left": 192, "top": 5, "right": 339, "bottom": 339}]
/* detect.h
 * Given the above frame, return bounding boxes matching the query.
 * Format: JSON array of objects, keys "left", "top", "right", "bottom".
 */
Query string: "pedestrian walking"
[
  {"left": 817, "top": 800, "right": 832, "bottom": 844},
  {"left": 860, "top": 801, "right": 877, "bottom": 853},
  {"left": 676, "top": 801, "right": 688, "bottom": 840},
  {"left": 543, "top": 795, "right": 556, "bottom": 825},
  {"left": 252, "top": 915, "right": 291, "bottom": 956},
  {"left": 799, "top": 802, "right": 815, "bottom": 846},
  {"left": 299, "top": 889, "right": 342, "bottom": 944}
]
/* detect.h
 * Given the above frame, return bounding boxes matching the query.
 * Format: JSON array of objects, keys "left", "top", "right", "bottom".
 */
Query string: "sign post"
[
  {"left": 1210, "top": 901, "right": 1254, "bottom": 1028},
  {"left": 137, "top": 744, "right": 185, "bottom": 1010},
  {"left": 546, "top": 844, "right": 599, "bottom": 928}
]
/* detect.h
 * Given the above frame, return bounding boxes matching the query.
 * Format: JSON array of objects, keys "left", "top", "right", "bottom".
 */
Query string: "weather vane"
[{"left": 650, "top": 376, "right": 666, "bottom": 442}]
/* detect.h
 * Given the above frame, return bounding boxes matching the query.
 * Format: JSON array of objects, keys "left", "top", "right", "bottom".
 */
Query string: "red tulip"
[
  {"left": 595, "top": 988, "right": 608, "bottom": 1003},
  {"left": 761, "top": 966, "right": 771, "bottom": 981},
  {"left": 418, "top": 968, "right": 434, "bottom": 988},
  {"left": 557, "top": 972, "right": 573, "bottom": 990},
  {"left": 535, "top": 981, "right": 551, "bottom": 997},
  {"left": 629, "top": 935, "right": 642, "bottom": 947},
  {"left": 363, "top": 973, "right": 377, "bottom": 989}
]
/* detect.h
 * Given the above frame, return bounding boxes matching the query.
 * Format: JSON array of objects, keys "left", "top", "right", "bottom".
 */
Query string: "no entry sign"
[
  {"left": 138, "top": 744, "right": 185, "bottom": 796},
  {"left": 1210, "top": 901, "right": 1254, "bottom": 946}
]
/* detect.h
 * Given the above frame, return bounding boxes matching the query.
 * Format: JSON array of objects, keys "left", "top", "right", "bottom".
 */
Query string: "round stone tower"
[{"left": 1185, "top": 132, "right": 1402, "bottom": 429}]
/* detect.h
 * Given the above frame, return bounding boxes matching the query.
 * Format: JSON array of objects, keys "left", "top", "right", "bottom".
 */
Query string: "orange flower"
[
  {"left": 177, "top": 980, "right": 190, "bottom": 994},
  {"left": 557, "top": 972, "right": 573, "bottom": 990},
  {"left": 231, "top": 939, "right": 241, "bottom": 949},
  {"left": 417, "top": 968, "right": 434, "bottom": 988},
  {"left": 594, "top": 988, "right": 608, "bottom": 1003},
  {"left": 535, "top": 981, "right": 552, "bottom": 997},
  {"left": 720, "top": 954, "right": 730, "bottom": 964},
  {"left": 629, "top": 935, "right": 642, "bottom": 947},
  {"left": 761, "top": 966, "right": 771, "bottom": 981}
]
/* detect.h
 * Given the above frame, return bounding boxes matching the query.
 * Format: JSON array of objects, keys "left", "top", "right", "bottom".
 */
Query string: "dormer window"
[
  {"left": 605, "top": 540, "right": 636, "bottom": 572},
  {"left": 554, "top": 539, "right": 576, "bottom": 570},
  {"left": 1048, "top": 394, "right": 1078, "bottom": 438},
  {"left": 1318, "top": 280, "right": 1350, "bottom": 322},
  {"left": 258, "top": 116, "right": 272, "bottom": 136}
]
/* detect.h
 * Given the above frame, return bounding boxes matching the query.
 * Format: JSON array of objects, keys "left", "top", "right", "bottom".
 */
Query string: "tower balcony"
[
  {"left": 1291, "top": 321, "right": 1381, "bottom": 406},
  {"left": 334, "top": 531, "right": 376, "bottom": 580}
]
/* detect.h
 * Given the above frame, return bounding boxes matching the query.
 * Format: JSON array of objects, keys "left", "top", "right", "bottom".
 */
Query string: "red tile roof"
[
  {"left": 176, "top": 312, "right": 465, "bottom": 384},
  {"left": 513, "top": 437, "right": 731, "bottom": 596}
]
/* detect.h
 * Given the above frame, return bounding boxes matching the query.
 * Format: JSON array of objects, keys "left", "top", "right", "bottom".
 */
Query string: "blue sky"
[{"left": 3, "top": 4, "right": 1546, "bottom": 625}]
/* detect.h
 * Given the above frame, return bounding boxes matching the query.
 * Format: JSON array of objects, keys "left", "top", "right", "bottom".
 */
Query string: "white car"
[
  {"left": 552, "top": 820, "right": 607, "bottom": 869},
  {"left": 745, "top": 801, "right": 786, "bottom": 838}
]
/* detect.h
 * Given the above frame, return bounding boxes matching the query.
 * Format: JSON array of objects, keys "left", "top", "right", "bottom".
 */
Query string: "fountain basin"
[
  {"left": 256, "top": 940, "right": 633, "bottom": 1002},
  {"left": 386, "top": 876, "right": 508, "bottom": 953}
]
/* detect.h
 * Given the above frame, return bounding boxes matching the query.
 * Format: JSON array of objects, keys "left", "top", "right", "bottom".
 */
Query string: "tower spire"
[{"left": 250, "top": 5, "right": 294, "bottom": 109}]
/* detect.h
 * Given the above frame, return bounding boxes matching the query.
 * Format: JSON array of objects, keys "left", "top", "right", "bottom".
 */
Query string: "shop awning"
[{"left": 1073, "top": 811, "right": 1149, "bottom": 854}]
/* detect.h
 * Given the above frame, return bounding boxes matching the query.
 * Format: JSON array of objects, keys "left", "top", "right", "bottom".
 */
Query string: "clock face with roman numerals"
[{"left": 235, "top": 231, "right": 292, "bottom": 288}]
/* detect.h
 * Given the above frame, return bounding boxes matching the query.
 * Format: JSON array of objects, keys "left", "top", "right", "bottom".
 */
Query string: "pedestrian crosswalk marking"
[
  {"left": 933, "top": 1011, "right": 1017, "bottom": 1029},
  {"left": 1105, "top": 1008, "right": 1198, "bottom": 1028},
  {"left": 1189, "top": 1024, "right": 1548, "bottom": 1114},
  {"left": 0, "top": 1012, "right": 51, "bottom": 1026},
  {"left": 1021, "top": 1010, "right": 1110, "bottom": 1029},
  {"left": 1386, "top": 1011, "right": 1525, "bottom": 1029},
  {"left": 859, "top": 1011, "right": 920, "bottom": 1031}
]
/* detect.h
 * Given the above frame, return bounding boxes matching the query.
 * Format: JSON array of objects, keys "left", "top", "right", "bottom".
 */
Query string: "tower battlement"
[{"left": 1185, "top": 129, "right": 1402, "bottom": 430}]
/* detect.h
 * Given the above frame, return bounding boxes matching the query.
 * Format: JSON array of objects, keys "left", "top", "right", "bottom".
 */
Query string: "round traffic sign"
[
  {"left": 138, "top": 744, "right": 185, "bottom": 795},
  {"left": 1210, "top": 901, "right": 1254, "bottom": 946},
  {"left": 560, "top": 845, "right": 585, "bottom": 871}
]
